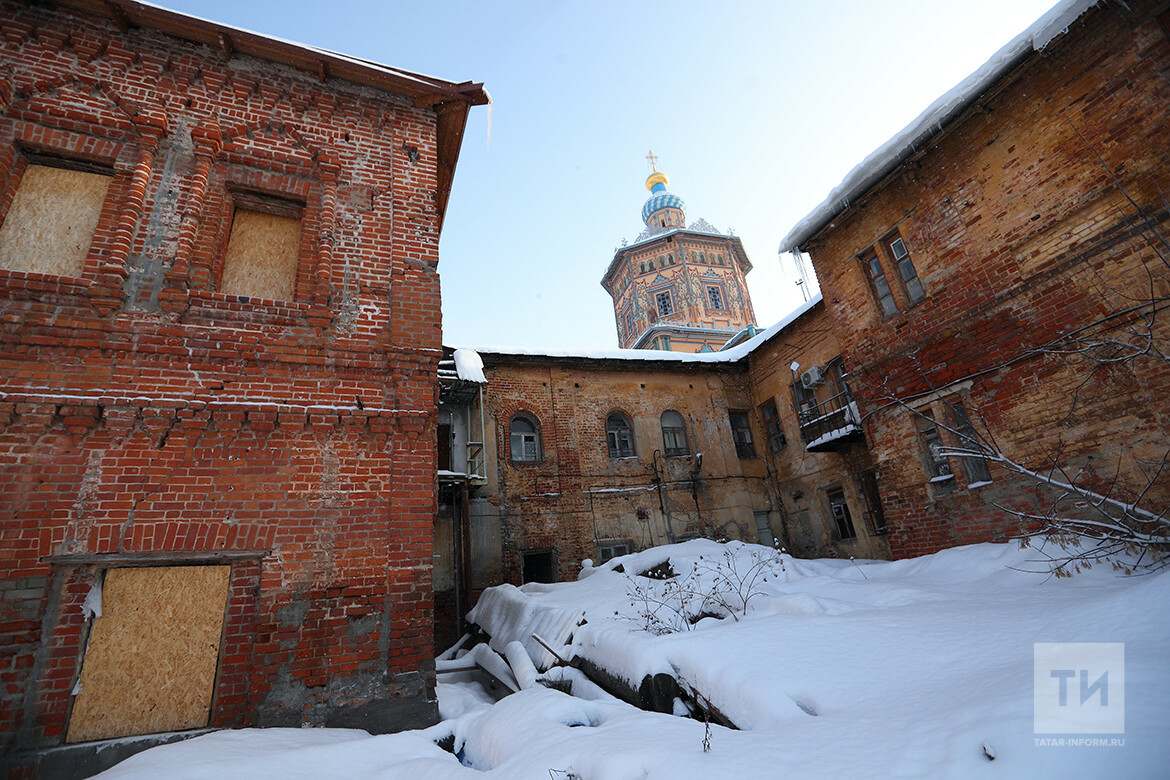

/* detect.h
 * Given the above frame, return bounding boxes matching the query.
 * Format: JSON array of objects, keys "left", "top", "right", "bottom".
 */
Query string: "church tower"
[{"left": 600, "top": 155, "right": 757, "bottom": 351}]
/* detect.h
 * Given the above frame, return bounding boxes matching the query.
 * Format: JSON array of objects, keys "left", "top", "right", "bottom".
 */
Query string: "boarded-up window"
[
  {"left": 220, "top": 194, "right": 303, "bottom": 301},
  {"left": 0, "top": 163, "right": 111, "bottom": 277},
  {"left": 67, "top": 565, "right": 231, "bottom": 743}
]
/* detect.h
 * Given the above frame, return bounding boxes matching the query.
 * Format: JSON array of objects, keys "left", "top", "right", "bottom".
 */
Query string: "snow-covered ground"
[{"left": 97, "top": 540, "right": 1170, "bottom": 779}]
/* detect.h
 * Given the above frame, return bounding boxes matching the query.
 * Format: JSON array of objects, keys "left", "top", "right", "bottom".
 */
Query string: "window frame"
[
  {"left": 916, "top": 412, "right": 954, "bottom": 481},
  {"left": 606, "top": 411, "right": 637, "bottom": 459},
  {"left": 0, "top": 146, "right": 122, "bottom": 283},
  {"left": 706, "top": 283, "right": 726, "bottom": 311},
  {"left": 760, "top": 399, "right": 787, "bottom": 453},
  {"left": 653, "top": 288, "right": 675, "bottom": 318},
  {"left": 949, "top": 401, "right": 992, "bottom": 486},
  {"left": 826, "top": 488, "right": 857, "bottom": 540},
  {"left": 885, "top": 233, "right": 925, "bottom": 305},
  {"left": 660, "top": 410, "right": 689, "bottom": 457},
  {"left": 508, "top": 413, "right": 542, "bottom": 464},
  {"left": 728, "top": 410, "right": 756, "bottom": 459},
  {"left": 596, "top": 539, "right": 632, "bottom": 564},
  {"left": 862, "top": 249, "right": 899, "bottom": 319}
]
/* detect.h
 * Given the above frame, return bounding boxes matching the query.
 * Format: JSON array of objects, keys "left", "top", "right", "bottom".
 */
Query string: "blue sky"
[{"left": 161, "top": 0, "right": 1058, "bottom": 351}]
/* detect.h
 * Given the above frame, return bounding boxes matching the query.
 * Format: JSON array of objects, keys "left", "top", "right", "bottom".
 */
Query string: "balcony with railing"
[{"left": 798, "top": 389, "right": 865, "bottom": 452}]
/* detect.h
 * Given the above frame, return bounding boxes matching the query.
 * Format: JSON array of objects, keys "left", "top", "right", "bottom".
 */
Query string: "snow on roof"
[
  {"left": 779, "top": 0, "right": 1097, "bottom": 253},
  {"left": 452, "top": 348, "right": 486, "bottom": 383},
  {"left": 452, "top": 294, "right": 822, "bottom": 366}
]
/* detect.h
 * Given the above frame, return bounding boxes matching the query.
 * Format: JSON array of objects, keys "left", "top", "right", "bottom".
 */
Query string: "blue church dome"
[
  {"left": 641, "top": 171, "right": 686, "bottom": 226},
  {"left": 641, "top": 189, "right": 687, "bottom": 224}
]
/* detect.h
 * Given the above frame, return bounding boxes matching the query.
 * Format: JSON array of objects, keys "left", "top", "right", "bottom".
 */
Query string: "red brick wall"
[
  {"left": 0, "top": 0, "right": 447, "bottom": 759},
  {"left": 803, "top": 2, "right": 1170, "bottom": 558}
]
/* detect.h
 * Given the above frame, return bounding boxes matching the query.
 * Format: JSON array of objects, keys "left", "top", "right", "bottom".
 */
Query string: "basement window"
[
  {"left": 0, "top": 155, "right": 113, "bottom": 278},
  {"left": 220, "top": 189, "right": 304, "bottom": 301},
  {"left": 522, "top": 549, "right": 556, "bottom": 584},
  {"left": 596, "top": 540, "right": 631, "bottom": 563}
]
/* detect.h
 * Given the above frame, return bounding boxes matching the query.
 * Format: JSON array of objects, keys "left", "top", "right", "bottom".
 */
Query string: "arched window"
[
  {"left": 606, "top": 412, "right": 635, "bottom": 458},
  {"left": 661, "top": 411, "right": 688, "bottom": 456},
  {"left": 510, "top": 414, "right": 541, "bottom": 462}
]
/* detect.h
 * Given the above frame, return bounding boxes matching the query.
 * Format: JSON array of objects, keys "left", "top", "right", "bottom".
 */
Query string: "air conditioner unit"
[{"left": 801, "top": 366, "right": 825, "bottom": 389}]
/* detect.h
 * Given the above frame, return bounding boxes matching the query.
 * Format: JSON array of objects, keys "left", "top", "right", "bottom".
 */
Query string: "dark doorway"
[
  {"left": 438, "top": 422, "right": 452, "bottom": 471},
  {"left": 859, "top": 469, "right": 887, "bottom": 534},
  {"left": 522, "top": 549, "right": 556, "bottom": 584}
]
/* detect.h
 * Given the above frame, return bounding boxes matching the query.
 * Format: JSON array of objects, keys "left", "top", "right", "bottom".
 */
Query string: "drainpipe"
[{"left": 651, "top": 450, "right": 675, "bottom": 544}]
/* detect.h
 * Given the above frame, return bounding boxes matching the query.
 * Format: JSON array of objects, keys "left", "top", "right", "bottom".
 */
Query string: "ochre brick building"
[
  {"left": 0, "top": 0, "right": 485, "bottom": 773},
  {"left": 781, "top": 0, "right": 1170, "bottom": 558},
  {"left": 435, "top": 296, "right": 892, "bottom": 645}
]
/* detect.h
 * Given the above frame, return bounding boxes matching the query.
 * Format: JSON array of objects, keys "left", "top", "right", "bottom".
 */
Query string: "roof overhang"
[{"left": 778, "top": 0, "right": 1097, "bottom": 254}]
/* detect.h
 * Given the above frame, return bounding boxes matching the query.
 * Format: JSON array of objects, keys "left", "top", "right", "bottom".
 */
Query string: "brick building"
[
  {"left": 0, "top": 0, "right": 486, "bottom": 773},
  {"left": 780, "top": 0, "right": 1170, "bottom": 558},
  {"left": 434, "top": 295, "right": 892, "bottom": 645}
]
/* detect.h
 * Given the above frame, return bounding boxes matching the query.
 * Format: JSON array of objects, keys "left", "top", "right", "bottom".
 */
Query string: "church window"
[
  {"left": 655, "top": 290, "right": 674, "bottom": 317},
  {"left": 667, "top": 253, "right": 674, "bottom": 265},
  {"left": 706, "top": 286, "right": 724, "bottom": 311}
]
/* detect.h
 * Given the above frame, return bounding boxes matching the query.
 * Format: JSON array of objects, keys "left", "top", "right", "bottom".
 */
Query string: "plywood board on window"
[
  {"left": 66, "top": 565, "right": 231, "bottom": 743},
  {"left": 220, "top": 208, "right": 301, "bottom": 301},
  {"left": 0, "top": 164, "right": 111, "bottom": 277}
]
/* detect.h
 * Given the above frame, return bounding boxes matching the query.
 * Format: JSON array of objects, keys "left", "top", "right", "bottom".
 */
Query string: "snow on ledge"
[{"left": 779, "top": 0, "right": 1098, "bottom": 253}]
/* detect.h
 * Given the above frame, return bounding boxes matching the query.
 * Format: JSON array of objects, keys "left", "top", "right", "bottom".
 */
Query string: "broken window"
[
  {"left": 220, "top": 190, "right": 304, "bottom": 301},
  {"left": 728, "top": 411, "right": 755, "bottom": 459},
  {"left": 522, "top": 549, "right": 556, "bottom": 584},
  {"left": 661, "top": 410, "right": 688, "bottom": 456},
  {"left": 950, "top": 402, "right": 991, "bottom": 485},
  {"left": 863, "top": 250, "right": 898, "bottom": 318},
  {"left": 596, "top": 540, "right": 631, "bottom": 563},
  {"left": 0, "top": 157, "right": 113, "bottom": 278},
  {"left": 509, "top": 414, "right": 541, "bottom": 463},
  {"left": 754, "top": 511, "right": 776, "bottom": 547},
  {"left": 887, "top": 235, "right": 925, "bottom": 305},
  {"left": 916, "top": 412, "right": 953, "bottom": 480},
  {"left": 606, "top": 411, "right": 636, "bottom": 458},
  {"left": 761, "top": 400, "right": 787, "bottom": 452},
  {"left": 827, "top": 488, "right": 856, "bottom": 540}
]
